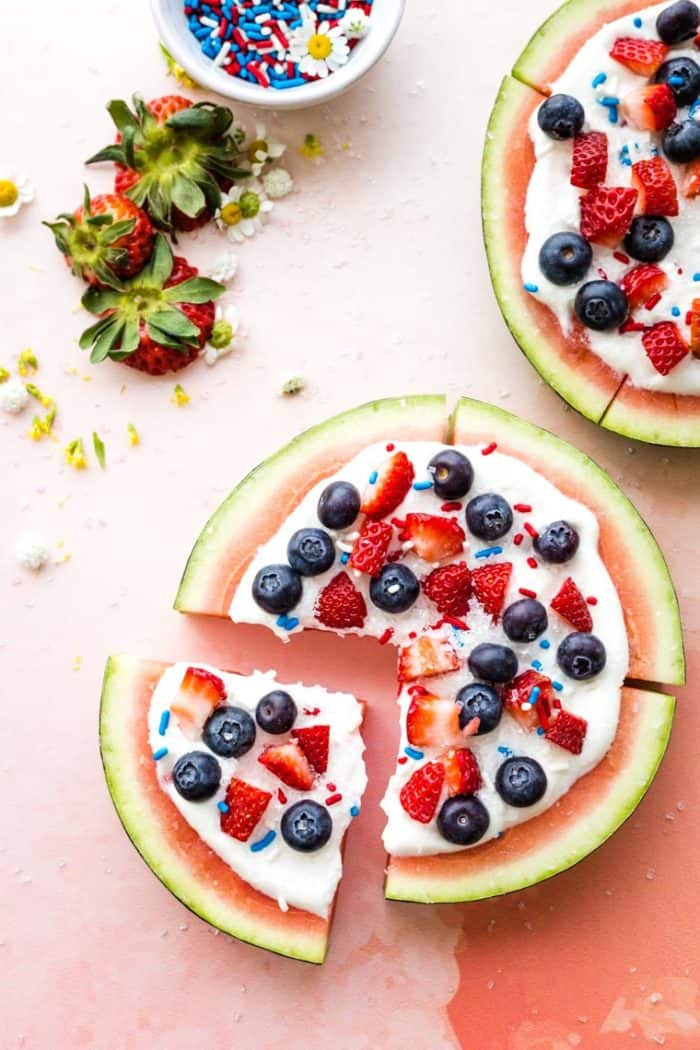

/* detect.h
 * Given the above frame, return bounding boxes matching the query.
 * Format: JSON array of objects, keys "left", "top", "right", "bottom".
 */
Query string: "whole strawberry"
[
  {"left": 79, "top": 234, "right": 224, "bottom": 375},
  {"left": 44, "top": 187, "right": 154, "bottom": 286}
]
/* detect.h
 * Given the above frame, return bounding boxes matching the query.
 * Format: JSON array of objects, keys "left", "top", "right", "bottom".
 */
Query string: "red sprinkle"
[
  {"left": 527, "top": 556, "right": 538, "bottom": 569},
  {"left": 397, "top": 755, "right": 408, "bottom": 764},
  {"left": 408, "top": 631, "right": 417, "bottom": 639},
  {"left": 645, "top": 292, "right": 662, "bottom": 311},
  {"left": 619, "top": 319, "right": 646, "bottom": 334},
  {"left": 378, "top": 627, "right": 394, "bottom": 646},
  {"left": 513, "top": 503, "right": 532, "bottom": 513},
  {"left": 597, "top": 267, "right": 608, "bottom": 280},
  {"left": 523, "top": 522, "right": 539, "bottom": 540},
  {"left": 303, "top": 706, "right": 321, "bottom": 716},
  {"left": 686, "top": 310, "right": 693, "bottom": 326},
  {"left": 553, "top": 699, "right": 563, "bottom": 710},
  {"left": 325, "top": 793, "right": 343, "bottom": 806},
  {"left": 386, "top": 442, "right": 395, "bottom": 451},
  {"left": 519, "top": 587, "right": 537, "bottom": 598},
  {"left": 440, "top": 501, "right": 462, "bottom": 512},
  {"left": 277, "top": 788, "right": 287, "bottom": 804},
  {"left": 442, "top": 615, "right": 469, "bottom": 630},
  {"left": 513, "top": 533, "right": 524, "bottom": 546},
  {"left": 613, "top": 251, "right": 630, "bottom": 265},
  {"left": 326, "top": 782, "right": 336, "bottom": 792},
  {"left": 481, "top": 442, "right": 497, "bottom": 456},
  {"left": 586, "top": 596, "right": 598, "bottom": 606}
]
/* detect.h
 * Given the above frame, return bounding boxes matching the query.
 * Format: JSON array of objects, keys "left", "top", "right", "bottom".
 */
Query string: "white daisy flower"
[
  {"left": 215, "top": 181, "right": 273, "bottom": 244},
  {"left": 206, "top": 251, "right": 238, "bottom": 284},
  {"left": 0, "top": 167, "right": 34, "bottom": 219},
  {"left": 205, "top": 304, "right": 240, "bottom": 366},
  {"left": 0, "top": 379, "right": 30, "bottom": 414},
  {"left": 289, "top": 17, "right": 350, "bottom": 79},
  {"left": 262, "top": 168, "right": 294, "bottom": 200},
  {"left": 16, "top": 534, "right": 50, "bottom": 571},
  {"left": 247, "top": 122, "right": 286, "bottom": 177},
  {"left": 340, "top": 8, "right": 371, "bottom": 39}
]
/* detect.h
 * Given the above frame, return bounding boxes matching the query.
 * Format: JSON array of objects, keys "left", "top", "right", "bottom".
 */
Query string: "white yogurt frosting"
[
  {"left": 522, "top": 0, "right": 700, "bottom": 394},
  {"left": 148, "top": 663, "right": 367, "bottom": 917}
]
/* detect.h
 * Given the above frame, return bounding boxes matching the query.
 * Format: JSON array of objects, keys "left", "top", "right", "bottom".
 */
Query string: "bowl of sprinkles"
[{"left": 151, "top": 0, "right": 405, "bottom": 109}]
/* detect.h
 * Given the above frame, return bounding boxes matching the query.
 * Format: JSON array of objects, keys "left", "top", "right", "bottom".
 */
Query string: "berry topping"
[
  {"left": 471, "top": 561, "right": 513, "bottom": 620},
  {"left": 621, "top": 84, "right": 677, "bottom": 132},
  {"left": 437, "top": 795, "right": 490, "bottom": 845},
  {"left": 252, "top": 563, "right": 303, "bottom": 615},
  {"left": 172, "top": 751, "right": 221, "bottom": 802},
  {"left": 496, "top": 756, "right": 548, "bottom": 808},
  {"left": 317, "top": 481, "right": 361, "bottom": 531},
  {"left": 287, "top": 528, "right": 336, "bottom": 577},
  {"left": 456, "top": 682, "right": 503, "bottom": 735},
  {"left": 314, "top": 571, "right": 367, "bottom": 629},
  {"left": 406, "top": 693, "right": 462, "bottom": 749},
  {"left": 398, "top": 635, "right": 461, "bottom": 682},
  {"left": 534, "top": 521, "right": 580, "bottom": 564},
  {"left": 619, "top": 264, "right": 668, "bottom": 310},
  {"left": 440, "top": 747, "right": 482, "bottom": 796},
  {"left": 570, "top": 132, "right": 608, "bottom": 190},
  {"left": 292, "top": 724, "right": 330, "bottom": 774},
  {"left": 557, "top": 632, "right": 607, "bottom": 680},
  {"left": 656, "top": 0, "right": 700, "bottom": 44},
  {"left": 502, "top": 670, "right": 554, "bottom": 731},
  {"left": 422, "top": 561, "right": 472, "bottom": 617},
  {"left": 170, "top": 666, "right": 227, "bottom": 739},
  {"left": 631, "top": 157, "right": 679, "bottom": 217},
  {"left": 202, "top": 705, "right": 256, "bottom": 759},
  {"left": 468, "top": 643, "right": 518, "bottom": 684},
  {"left": 579, "top": 186, "right": 638, "bottom": 246},
  {"left": 400, "top": 513, "right": 465, "bottom": 562},
  {"left": 682, "top": 158, "right": 700, "bottom": 199},
  {"left": 427, "top": 449, "right": 474, "bottom": 500},
  {"left": 465, "top": 493, "right": 513, "bottom": 541},
  {"left": 539, "top": 231, "right": 593, "bottom": 287},
  {"left": 281, "top": 800, "right": 332, "bottom": 852},
  {"left": 537, "top": 94, "right": 585, "bottom": 140},
  {"left": 258, "top": 741, "right": 315, "bottom": 790},
  {"left": 574, "top": 280, "right": 628, "bottom": 331},
  {"left": 642, "top": 322, "right": 690, "bottom": 375},
  {"left": 361, "top": 451, "right": 414, "bottom": 520},
  {"left": 350, "top": 520, "right": 393, "bottom": 576},
  {"left": 399, "top": 761, "right": 445, "bottom": 823},
  {"left": 662, "top": 119, "right": 700, "bottom": 163},
  {"left": 690, "top": 299, "right": 700, "bottom": 356},
  {"left": 255, "top": 690, "right": 298, "bottom": 734},
  {"left": 502, "top": 598, "right": 549, "bottom": 643},
  {"left": 220, "top": 778, "right": 272, "bottom": 842},
  {"left": 550, "top": 577, "right": 594, "bottom": 633},
  {"left": 624, "top": 215, "right": 675, "bottom": 262},
  {"left": 654, "top": 56, "right": 700, "bottom": 106},
  {"left": 609, "top": 36, "right": 668, "bottom": 76},
  {"left": 369, "top": 563, "right": 420, "bottom": 613},
  {"left": 545, "top": 709, "right": 588, "bottom": 755}
]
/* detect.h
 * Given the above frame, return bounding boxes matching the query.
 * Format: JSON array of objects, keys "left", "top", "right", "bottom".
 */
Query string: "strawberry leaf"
[
  {"left": 100, "top": 219, "right": 136, "bottom": 245},
  {"left": 146, "top": 234, "right": 174, "bottom": 286},
  {"left": 164, "top": 277, "right": 224, "bottom": 303},
  {"left": 86, "top": 144, "right": 125, "bottom": 166},
  {"left": 90, "top": 319, "right": 125, "bottom": 363},
  {"left": 79, "top": 316, "right": 116, "bottom": 350},
  {"left": 121, "top": 318, "right": 140, "bottom": 354},
  {"left": 81, "top": 286, "right": 120, "bottom": 314},
  {"left": 149, "top": 308, "right": 199, "bottom": 339},
  {"left": 146, "top": 322, "right": 193, "bottom": 350},
  {"left": 171, "top": 174, "right": 206, "bottom": 218},
  {"left": 107, "top": 99, "right": 139, "bottom": 135}
]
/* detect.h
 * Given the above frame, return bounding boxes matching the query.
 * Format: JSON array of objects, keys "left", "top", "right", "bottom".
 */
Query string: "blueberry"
[
  {"left": 662, "top": 119, "right": 700, "bottom": 164},
  {"left": 281, "top": 800, "right": 332, "bottom": 852},
  {"left": 437, "top": 795, "right": 490, "bottom": 846},
  {"left": 539, "top": 232, "right": 593, "bottom": 286},
  {"left": 252, "top": 563, "right": 302, "bottom": 615},
  {"left": 427, "top": 449, "right": 474, "bottom": 500},
  {"left": 534, "top": 520, "right": 580, "bottom": 564},
  {"left": 317, "top": 481, "right": 361, "bottom": 530},
  {"left": 654, "top": 56, "right": 700, "bottom": 106},
  {"left": 656, "top": 0, "right": 699, "bottom": 43},
  {"left": 574, "top": 281, "right": 628, "bottom": 331},
  {"left": 369, "top": 563, "right": 419, "bottom": 613},
  {"left": 496, "top": 756, "right": 548, "bottom": 807},
  {"left": 468, "top": 643, "right": 518, "bottom": 684},
  {"left": 465, "top": 493, "right": 513, "bottom": 541},
  {"left": 624, "top": 216, "right": 675, "bottom": 263},
  {"left": 255, "top": 690, "right": 297, "bottom": 734},
  {"left": 203, "top": 706, "right": 256, "bottom": 758},
  {"left": 537, "top": 94, "right": 585, "bottom": 140},
  {"left": 287, "top": 528, "right": 335, "bottom": 577},
  {"left": 557, "top": 632, "right": 607, "bottom": 680},
  {"left": 456, "top": 682, "right": 503, "bottom": 735},
  {"left": 502, "top": 598, "right": 548, "bottom": 643},
  {"left": 172, "top": 751, "right": 221, "bottom": 802}
]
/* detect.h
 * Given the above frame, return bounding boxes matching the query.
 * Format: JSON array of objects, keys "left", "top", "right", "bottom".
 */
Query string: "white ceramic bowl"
[{"left": 151, "top": 0, "right": 406, "bottom": 110}]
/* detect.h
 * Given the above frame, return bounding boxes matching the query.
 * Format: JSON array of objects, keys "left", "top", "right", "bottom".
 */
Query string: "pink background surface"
[{"left": 2, "top": 1, "right": 698, "bottom": 1047}]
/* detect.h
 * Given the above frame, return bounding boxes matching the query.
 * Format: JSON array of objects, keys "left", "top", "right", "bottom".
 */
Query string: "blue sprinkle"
[
  {"left": 276, "top": 614, "right": 300, "bottom": 631},
  {"left": 536, "top": 727, "right": 546, "bottom": 736},
  {"left": 412, "top": 480, "right": 433, "bottom": 491},
  {"left": 497, "top": 745, "right": 513, "bottom": 756},
  {"left": 608, "top": 107, "right": 619, "bottom": 125},
  {"left": 368, "top": 470, "right": 378, "bottom": 485},
  {"left": 217, "top": 801, "right": 230, "bottom": 814},
  {"left": 250, "top": 829, "right": 277, "bottom": 853},
  {"left": 528, "top": 686, "right": 541, "bottom": 706},
  {"left": 599, "top": 96, "right": 621, "bottom": 108},
  {"left": 672, "top": 306, "right": 681, "bottom": 317},
  {"left": 531, "top": 659, "right": 543, "bottom": 671},
  {"left": 350, "top": 804, "right": 361, "bottom": 818},
  {"left": 404, "top": 746, "right": 424, "bottom": 761},
  {"left": 539, "top": 639, "right": 551, "bottom": 650},
  {"left": 552, "top": 681, "right": 564, "bottom": 692},
  {"left": 669, "top": 75, "right": 685, "bottom": 86},
  {"left": 340, "top": 552, "right": 350, "bottom": 564},
  {"left": 633, "top": 15, "right": 642, "bottom": 27},
  {"left": 474, "top": 546, "right": 504, "bottom": 559},
  {"left": 524, "top": 282, "right": 539, "bottom": 294},
  {"left": 158, "top": 710, "right": 171, "bottom": 736},
  {"left": 592, "top": 72, "right": 607, "bottom": 88},
  {"left": 152, "top": 747, "right": 168, "bottom": 761},
  {"left": 285, "top": 617, "right": 299, "bottom": 631},
  {"left": 694, "top": 274, "right": 700, "bottom": 282}
]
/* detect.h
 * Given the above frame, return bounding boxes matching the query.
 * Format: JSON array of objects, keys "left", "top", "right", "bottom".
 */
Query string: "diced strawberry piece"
[
  {"left": 580, "top": 185, "right": 638, "bottom": 246},
  {"left": 361, "top": 451, "right": 414, "bottom": 520},
  {"left": 422, "top": 561, "right": 472, "bottom": 617},
  {"left": 258, "top": 741, "right": 315, "bottom": 790},
  {"left": 170, "top": 666, "right": 226, "bottom": 739},
  {"left": 550, "top": 577, "right": 593, "bottom": 632},
  {"left": 609, "top": 36, "right": 668, "bottom": 76},
  {"left": 400, "top": 513, "right": 465, "bottom": 562},
  {"left": 399, "top": 761, "right": 445, "bottom": 823},
  {"left": 545, "top": 709, "right": 588, "bottom": 755},
  {"left": 621, "top": 84, "right": 676, "bottom": 131},
  {"left": 440, "top": 747, "right": 482, "bottom": 796},
  {"left": 220, "top": 778, "right": 272, "bottom": 842},
  {"left": 292, "top": 724, "right": 330, "bottom": 774},
  {"left": 471, "top": 562, "right": 512, "bottom": 620},
  {"left": 571, "top": 131, "right": 608, "bottom": 189},
  {"left": 682, "top": 157, "right": 700, "bottom": 199},
  {"left": 315, "top": 571, "right": 367, "bottom": 629},
  {"left": 642, "top": 322, "right": 689, "bottom": 375},
  {"left": 619, "top": 264, "right": 668, "bottom": 310},
  {"left": 689, "top": 299, "right": 700, "bottom": 357},
  {"left": 350, "top": 519, "right": 393, "bottom": 576},
  {"left": 398, "top": 635, "right": 461, "bottom": 683},
  {"left": 406, "top": 692, "right": 463, "bottom": 748},
  {"left": 502, "top": 670, "right": 554, "bottom": 731},
  {"left": 631, "top": 156, "right": 679, "bottom": 216}
]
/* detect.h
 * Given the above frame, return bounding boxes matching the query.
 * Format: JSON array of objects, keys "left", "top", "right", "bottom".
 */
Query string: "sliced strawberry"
[
  {"left": 258, "top": 741, "right": 315, "bottom": 790},
  {"left": 399, "top": 761, "right": 445, "bottom": 823},
  {"left": 631, "top": 156, "right": 679, "bottom": 217},
  {"left": 690, "top": 299, "right": 700, "bottom": 357},
  {"left": 619, "top": 264, "right": 668, "bottom": 310},
  {"left": 471, "top": 562, "right": 512, "bottom": 620},
  {"left": 642, "top": 322, "right": 689, "bottom": 375},
  {"left": 545, "top": 709, "right": 588, "bottom": 755},
  {"left": 440, "top": 747, "right": 481, "bottom": 796},
  {"left": 292, "top": 724, "right": 330, "bottom": 774},
  {"left": 502, "top": 670, "right": 554, "bottom": 731},
  {"left": 422, "top": 561, "right": 472, "bottom": 617},
  {"left": 398, "top": 635, "right": 461, "bottom": 683},
  {"left": 361, "top": 451, "right": 414, "bottom": 520},
  {"left": 621, "top": 84, "right": 676, "bottom": 131},
  {"left": 609, "top": 36, "right": 668, "bottom": 76},
  {"left": 400, "top": 513, "right": 465, "bottom": 562},
  {"left": 406, "top": 692, "right": 463, "bottom": 748},
  {"left": 550, "top": 577, "right": 593, "bottom": 632},
  {"left": 315, "top": 571, "right": 367, "bottom": 629},
  {"left": 580, "top": 185, "right": 638, "bottom": 246},
  {"left": 350, "top": 519, "right": 393, "bottom": 576},
  {"left": 170, "top": 666, "right": 226, "bottom": 739},
  {"left": 571, "top": 131, "right": 608, "bottom": 189},
  {"left": 682, "top": 157, "right": 700, "bottom": 199},
  {"left": 220, "top": 778, "right": 272, "bottom": 842}
]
